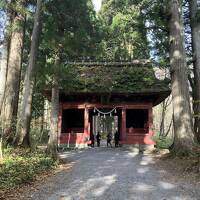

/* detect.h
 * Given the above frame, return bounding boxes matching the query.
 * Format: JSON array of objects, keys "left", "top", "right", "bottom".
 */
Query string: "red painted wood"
[
  {"left": 62, "top": 102, "right": 152, "bottom": 109},
  {"left": 59, "top": 102, "right": 155, "bottom": 146},
  {"left": 84, "top": 107, "right": 90, "bottom": 141},
  {"left": 60, "top": 133, "right": 88, "bottom": 144}
]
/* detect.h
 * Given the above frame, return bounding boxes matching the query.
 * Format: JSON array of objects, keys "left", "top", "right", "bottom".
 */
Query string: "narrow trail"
[{"left": 29, "top": 148, "right": 200, "bottom": 200}]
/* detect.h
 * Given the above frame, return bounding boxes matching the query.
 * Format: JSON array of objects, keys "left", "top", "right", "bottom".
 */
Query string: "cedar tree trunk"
[
  {"left": 46, "top": 55, "right": 60, "bottom": 158},
  {"left": 2, "top": 6, "right": 24, "bottom": 142},
  {"left": 168, "top": 0, "right": 196, "bottom": 154},
  {"left": 189, "top": 0, "right": 200, "bottom": 142},
  {"left": 16, "top": 0, "right": 42, "bottom": 147},
  {"left": 47, "top": 73, "right": 59, "bottom": 159},
  {"left": 0, "top": 40, "right": 8, "bottom": 115}
]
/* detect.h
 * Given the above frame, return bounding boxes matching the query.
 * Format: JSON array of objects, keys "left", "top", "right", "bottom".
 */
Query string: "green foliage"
[
  {"left": 31, "top": 92, "right": 44, "bottom": 119},
  {"left": 153, "top": 134, "right": 174, "bottom": 149},
  {"left": 0, "top": 149, "right": 58, "bottom": 189},
  {"left": 144, "top": 0, "right": 169, "bottom": 64},
  {"left": 29, "top": 128, "right": 49, "bottom": 148},
  {"left": 33, "top": 0, "right": 104, "bottom": 90},
  {"left": 100, "top": 0, "right": 169, "bottom": 64},
  {"left": 99, "top": 0, "right": 150, "bottom": 60},
  {"left": 41, "top": 0, "right": 102, "bottom": 59}
]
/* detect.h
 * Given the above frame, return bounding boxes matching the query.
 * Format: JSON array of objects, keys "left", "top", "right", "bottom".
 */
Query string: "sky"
[{"left": 92, "top": 0, "right": 102, "bottom": 12}]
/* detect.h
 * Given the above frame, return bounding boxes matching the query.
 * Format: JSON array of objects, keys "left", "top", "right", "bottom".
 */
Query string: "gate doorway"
[{"left": 89, "top": 108, "right": 121, "bottom": 147}]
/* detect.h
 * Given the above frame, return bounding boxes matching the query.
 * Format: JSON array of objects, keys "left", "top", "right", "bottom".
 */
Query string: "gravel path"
[{"left": 30, "top": 148, "right": 200, "bottom": 200}]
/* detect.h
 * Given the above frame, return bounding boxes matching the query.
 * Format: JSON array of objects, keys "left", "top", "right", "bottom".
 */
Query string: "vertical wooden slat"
[{"left": 84, "top": 107, "right": 89, "bottom": 142}]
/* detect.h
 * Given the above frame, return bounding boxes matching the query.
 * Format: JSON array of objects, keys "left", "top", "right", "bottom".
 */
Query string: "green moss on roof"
[{"left": 61, "top": 65, "right": 170, "bottom": 94}]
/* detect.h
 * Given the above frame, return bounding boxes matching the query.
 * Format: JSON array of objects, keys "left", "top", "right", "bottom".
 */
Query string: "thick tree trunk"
[
  {"left": 47, "top": 73, "right": 59, "bottom": 159},
  {"left": 168, "top": 0, "right": 195, "bottom": 154},
  {"left": 189, "top": 0, "right": 200, "bottom": 142},
  {"left": 2, "top": 9, "right": 24, "bottom": 142},
  {"left": 0, "top": 41, "right": 8, "bottom": 115},
  {"left": 16, "top": 0, "right": 42, "bottom": 147},
  {"left": 0, "top": 41, "right": 8, "bottom": 157}
]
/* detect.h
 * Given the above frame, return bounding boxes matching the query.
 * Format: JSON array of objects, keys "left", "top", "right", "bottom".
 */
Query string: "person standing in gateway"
[
  {"left": 96, "top": 132, "right": 101, "bottom": 147},
  {"left": 107, "top": 132, "right": 112, "bottom": 147}
]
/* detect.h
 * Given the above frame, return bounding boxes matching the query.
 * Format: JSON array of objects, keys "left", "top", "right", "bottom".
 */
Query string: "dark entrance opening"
[
  {"left": 61, "top": 109, "right": 84, "bottom": 133},
  {"left": 126, "top": 109, "right": 148, "bottom": 134}
]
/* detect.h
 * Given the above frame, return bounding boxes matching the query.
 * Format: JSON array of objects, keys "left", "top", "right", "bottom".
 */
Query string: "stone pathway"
[{"left": 30, "top": 148, "right": 200, "bottom": 200}]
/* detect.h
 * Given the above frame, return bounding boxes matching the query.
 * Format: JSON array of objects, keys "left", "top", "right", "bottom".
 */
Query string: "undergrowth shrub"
[
  {"left": 0, "top": 148, "right": 58, "bottom": 190},
  {"left": 153, "top": 132, "right": 174, "bottom": 149}
]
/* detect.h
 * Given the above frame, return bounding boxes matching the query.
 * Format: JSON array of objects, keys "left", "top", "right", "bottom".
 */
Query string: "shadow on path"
[{"left": 31, "top": 148, "right": 200, "bottom": 200}]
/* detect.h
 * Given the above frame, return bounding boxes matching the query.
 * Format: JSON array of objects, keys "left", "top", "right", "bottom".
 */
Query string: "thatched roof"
[
  {"left": 44, "top": 62, "right": 170, "bottom": 105},
  {"left": 60, "top": 64, "right": 170, "bottom": 94}
]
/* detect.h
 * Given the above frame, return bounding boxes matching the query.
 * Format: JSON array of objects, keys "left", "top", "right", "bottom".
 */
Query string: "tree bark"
[
  {"left": 168, "top": 0, "right": 196, "bottom": 154},
  {"left": 0, "top": 40, "right": 8, "bottom": 115},
  {"left": 16, "top": 0, "right": 42, "bottom": 147},
  {"left": 46, "top": 65, "right": 59, "bottom": 159},
  {"left": 2, "top": 4, "right": 25, "bottom": 142},
  {"left": 0, "top": 137, "right": 3, "bottom": 161},
  {"left": 189, "top": 0, "right": 200, "bottom": 142},
  {"left": 159, "top": 100, "right": 167, "bottom": 137},
  {"left": 0, "top": 41, "right": 8, "bottom": 157}
]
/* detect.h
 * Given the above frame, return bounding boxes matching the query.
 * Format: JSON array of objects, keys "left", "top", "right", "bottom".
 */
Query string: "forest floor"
[{"left": 2, "top": 147, "right": 200, "bottom": 200}]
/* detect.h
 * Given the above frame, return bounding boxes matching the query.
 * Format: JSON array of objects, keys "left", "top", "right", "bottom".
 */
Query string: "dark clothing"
[
  {"left": 114, "top": 131, "right": 120, "bottom": 147},
  {"left": 107, "top": 133, "right": 112, "bottom": 147},
  {"left": 90, "top": 133, "right": 95, "bottom": 147},
  {"left": 96, "top": 133, "right": 101, "bottom": 147}
]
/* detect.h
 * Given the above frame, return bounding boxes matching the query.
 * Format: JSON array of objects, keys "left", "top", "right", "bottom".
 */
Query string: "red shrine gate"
[
  {"left": 58, "top": 102, "right": 154, "bottom": 148},
  {"left": 44, "top": 62, "right": 170, "bottom": 148}
]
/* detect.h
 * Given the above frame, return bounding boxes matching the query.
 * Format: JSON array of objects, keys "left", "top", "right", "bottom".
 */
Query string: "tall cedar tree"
[
  {"left": 11, "top": 0, "right": 103, "bottom": 154},
  {"left": 16, "top": 0, "right": 42, "bottom": 147},
  {"left": 168, "top": 0, "right": 195, "bottom": 153},
  {"left": 189, "top": 0, "right": 200, "bottom": 142},
  {"left": 45, "top": 0, "right": 101, "bottom": 156},
  {"left": 47, "top": 56, "right": 59, "bottom": 158},
  {"left": 2, "top": 0, "right": 25, "bottom": 143},
  {"left": 0, "top": 40, "right": 8, "bottom": 115},
  {"left": 0, "top": 3, "right": 11, "bottom": 160},
  {"left": 0, "top": 39, "right": 7, "bottom": 160}
]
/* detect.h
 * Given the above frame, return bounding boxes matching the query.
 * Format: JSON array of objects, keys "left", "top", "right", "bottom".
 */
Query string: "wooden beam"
[{"left": 62, "top": 102, "right": 153, "bottom": 109}]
